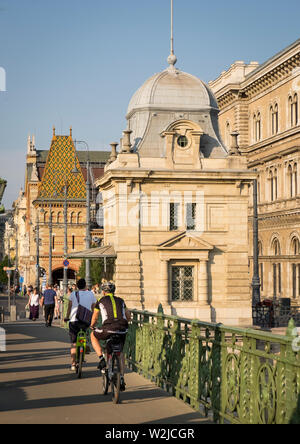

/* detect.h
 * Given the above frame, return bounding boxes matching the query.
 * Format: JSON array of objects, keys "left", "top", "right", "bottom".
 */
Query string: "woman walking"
[{"left": 28, "top": 287, "right": 40, "bottom": 321}]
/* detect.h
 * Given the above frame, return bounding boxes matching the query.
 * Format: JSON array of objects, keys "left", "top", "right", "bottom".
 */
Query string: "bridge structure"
[
  {"left": 0, "top": 302, "right": 300, "bottom": 424},
  {"left": 124, "top": 307, "right": 300, "bottom": 424}
]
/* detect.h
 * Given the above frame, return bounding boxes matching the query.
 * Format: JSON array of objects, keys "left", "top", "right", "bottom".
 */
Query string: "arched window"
[
  {"left": 289, "top": 93, "right": 298, "bottom": 127},
  {"left": 291, "top": 237, "right": 300, "bottom": 299},
  {"left": 269, "top": 169, "right": 278, "bottom": 202},
  {"left": 272, "top": 238, "right": 281, "bottom": 256},
  {"left": 57, "top": 212, "right": 62, "bottom": 224},
  {"left": 43, "top": 212, "right": 48, "bottom": 224},
  {"left": 271, "top": 103, "right": 279, "bottom": 135},
  {"left": 254, "top": 112, "right": 261, "bottom": 142},
  {"left": 272, "top": 237, "right": 281, "bottom": 298},
  {"left": 70, "top": 212, "right": 75, "bottom": 225},
  {"left": 77, "top": 212, "right": 82, "bottom": 224},
  {"left": 291, "top": 237, "right": 300, "bottom": 256},
  {"left": 288, "top": 164, "right": 294, "bottom": 198},
  {"left": 294, "top": 163, "right": 298, "bottom": 196}
]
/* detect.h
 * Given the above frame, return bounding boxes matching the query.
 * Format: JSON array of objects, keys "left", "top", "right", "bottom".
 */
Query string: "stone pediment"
[{"left": 158, "top": 232, "right": 214, "bottom": 251}]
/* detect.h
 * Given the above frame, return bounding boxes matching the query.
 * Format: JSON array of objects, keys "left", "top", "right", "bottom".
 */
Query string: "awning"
[{"left": 68, "top": 245, "right": 117, "bottom": 259}]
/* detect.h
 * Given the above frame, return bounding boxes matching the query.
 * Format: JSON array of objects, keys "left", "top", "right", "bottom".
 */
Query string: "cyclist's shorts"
[
  {"left": 69, "top": 321, "right": 89, "bottom": 345},
  {"left": 93, "top": 326, "right": 127, "bottom": 350}
]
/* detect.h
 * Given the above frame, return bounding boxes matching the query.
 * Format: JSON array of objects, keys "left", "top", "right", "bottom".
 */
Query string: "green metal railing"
[{"left": 124, "top": 308, "right": 300, "bottom": 424}]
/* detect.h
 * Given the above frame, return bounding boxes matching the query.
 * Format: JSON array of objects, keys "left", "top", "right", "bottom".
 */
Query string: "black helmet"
[{"left": 101, "top": 281, "right": 116, "bottom": 293}]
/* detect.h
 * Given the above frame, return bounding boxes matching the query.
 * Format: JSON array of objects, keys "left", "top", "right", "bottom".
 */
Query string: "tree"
[
  {"left": 78, "top": 258, "right": 115, "bottom": 285},
  {"left": 0, "top": 256, "right": 10, "bottom": 285}
]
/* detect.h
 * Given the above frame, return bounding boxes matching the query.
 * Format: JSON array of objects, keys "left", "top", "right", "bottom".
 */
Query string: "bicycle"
[
  {"left": 100, "top": 334, "right": 124, "bottom": 404},
  {"left": 75, "top": 329, "right": 87, "bottom": 379}
]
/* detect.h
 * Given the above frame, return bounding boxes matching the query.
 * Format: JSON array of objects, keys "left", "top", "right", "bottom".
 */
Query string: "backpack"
[{"left": 75, "top": 291, "right": 93, "bottom": 326}]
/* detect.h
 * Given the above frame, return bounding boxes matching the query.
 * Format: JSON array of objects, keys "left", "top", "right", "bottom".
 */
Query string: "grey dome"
[
  {"left": 127, "top": 68, "right": 218, "bottom": 117},
  {"left": 126, "top": 66, "right": 227, "bottom": 159}
]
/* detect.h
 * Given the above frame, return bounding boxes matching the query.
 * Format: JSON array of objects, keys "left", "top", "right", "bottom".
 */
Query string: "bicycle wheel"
[
  {"left": 111, "top": 354, "right": 121, "bottom": 404},
  {"left": 77, "top": 347, "right": 84, "bottom": 379},
  {"left": 101, "top": 370, "right": 109, "bottom": 395}
]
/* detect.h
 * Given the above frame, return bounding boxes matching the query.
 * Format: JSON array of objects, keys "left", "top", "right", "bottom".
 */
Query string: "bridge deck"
[{"left": 0, "top": 320, "right": 212, "bottom": 424}]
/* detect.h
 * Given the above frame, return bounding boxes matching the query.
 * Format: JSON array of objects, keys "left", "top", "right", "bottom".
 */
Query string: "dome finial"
[{"left": 167, "top": 0, "right": 177, "bottom": 68}]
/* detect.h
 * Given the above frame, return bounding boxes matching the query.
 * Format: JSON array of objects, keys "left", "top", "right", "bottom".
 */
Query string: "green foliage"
[
  {"left": 78, "top": 258, "right": 115, "bottom": 285},
  {"left": 0, "top": 256, "right": 10, "bottom": 284}
]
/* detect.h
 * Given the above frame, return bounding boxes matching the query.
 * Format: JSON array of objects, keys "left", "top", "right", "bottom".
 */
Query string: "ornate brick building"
[
  {"left": 209, "top": 39, "right": 300, "bottom": 303},
  {"left": 9, "top": 129, "right": 110, "bottom": 287}
]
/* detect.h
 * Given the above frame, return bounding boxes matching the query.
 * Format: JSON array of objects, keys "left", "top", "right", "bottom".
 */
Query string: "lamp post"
[
  {"left": 74, "top": 140, "right": 92, "bottom": 289},
  {"left": 34, "top": 211, "right": 41, "bottom": 290},
  {"left": 40, "top": 202, "right": 53, "bottom": 287},
  {"left": 49, "top": 204, "right": 53, "bottom": 286},
  {"left": 252, "top": 177, "right": 261, "bottom": 307},
  {"left": 63, "top": 182, "right": 69, "bottom": 298}
]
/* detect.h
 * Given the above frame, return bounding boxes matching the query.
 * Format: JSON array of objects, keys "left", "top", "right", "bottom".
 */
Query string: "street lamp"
[
  {"left": 40, "top": 202, "right": 54, "bottom": 287},
  {"left": 33, "top": 211, "right": 41, "bottom": 290},
  {"left": 74, "top": 140, "right": 92, "bottom": 289},
  {"left": 252, "top": 177, "right": 261, "bottom": 307}
]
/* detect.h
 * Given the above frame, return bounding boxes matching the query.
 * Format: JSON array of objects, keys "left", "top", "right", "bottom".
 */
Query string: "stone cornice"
[
  {"left": 214, "top": 43, "right": 300, "bottom": 109},
  {"left": 97, "top": 168, "right": 257, "bottom": 189}
]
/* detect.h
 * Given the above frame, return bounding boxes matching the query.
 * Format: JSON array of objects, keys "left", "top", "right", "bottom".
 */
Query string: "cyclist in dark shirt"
[{"left": 90, "top": 282, "right": 131, "bottom": 391}]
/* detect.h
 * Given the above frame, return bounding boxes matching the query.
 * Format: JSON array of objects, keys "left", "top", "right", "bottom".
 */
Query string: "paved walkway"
[{"left": 0, "top": 320, "right": 213, "bottom": 424}]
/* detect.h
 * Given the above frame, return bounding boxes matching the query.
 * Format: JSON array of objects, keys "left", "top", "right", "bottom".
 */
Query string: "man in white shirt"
[{"left": 64, "top": 278, "right": 96, "bottom": 371}]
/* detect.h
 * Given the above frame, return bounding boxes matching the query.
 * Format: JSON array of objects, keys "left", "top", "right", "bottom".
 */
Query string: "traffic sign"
[{"left": 63, "top": 260, "right": 70, "bottom": 268}]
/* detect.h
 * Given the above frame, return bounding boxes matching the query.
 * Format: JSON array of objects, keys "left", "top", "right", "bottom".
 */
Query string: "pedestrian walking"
[
  {"left": 54, "top": 285, "right": 61, "bottom": 319},
  {"left": 41, "top": 283, "right": 57, "bottom": 327},
  {"left": 28, "top": 287, "right": 40, "bottom": 321}
]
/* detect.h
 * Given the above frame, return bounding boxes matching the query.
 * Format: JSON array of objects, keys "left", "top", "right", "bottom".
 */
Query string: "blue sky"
[{"left": 0, "top": 0, "right": 300, "bottom": 207}]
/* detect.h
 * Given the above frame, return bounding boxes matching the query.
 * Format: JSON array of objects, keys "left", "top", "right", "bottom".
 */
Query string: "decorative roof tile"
[{"left": 38, "top": 135, "right": 86, "bottom": 201}]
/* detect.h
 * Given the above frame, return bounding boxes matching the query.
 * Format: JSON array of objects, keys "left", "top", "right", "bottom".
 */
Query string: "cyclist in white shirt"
[{"left": 64, "top": 278, "right": 96, "bottom": 371}]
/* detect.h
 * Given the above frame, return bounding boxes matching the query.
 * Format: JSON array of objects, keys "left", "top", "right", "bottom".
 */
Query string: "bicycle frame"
[{"left": 76, "top": 329, "right": 87, "bottom": 378}]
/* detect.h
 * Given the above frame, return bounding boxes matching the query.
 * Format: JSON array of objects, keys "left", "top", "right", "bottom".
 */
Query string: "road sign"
[{"left": 63, "top": 260, "right": 70, "bottom": 268}]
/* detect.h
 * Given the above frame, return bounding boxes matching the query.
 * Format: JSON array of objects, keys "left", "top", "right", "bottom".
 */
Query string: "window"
[
  {"left": 271, "top": 104, "right": 279, "bottom": 135},
  {"left": 272, "top": 238, "right": 281, "bottom": 256},
  {"left": 170, "top": 203, "right": 180, "bottom": 231},
  {"left": 291, "top": 237, "right": 300, "bottom": 256},
  {"left": 186, "top": 203, "right": 196, "bottom": 231},
  {"left": 272, "top": 238, "right": 281, "bottom": 299},
  {"left": 254, "top": 113, "right": 261, "bottom": 142},
  {"left": 171, "top": 266, "right": 194, "bottom": 301},
  {"left": 177, "top": 135, "right": 188, "bottom": 148},
  {"left": 287, "top": 164, "right": 297, "bottom": 198},
  {"left": 269, "top": 169, "right": 278, "bottom": 202},
  {"left": 57, "top": 212, "right": 62, "bottom": 224},
  {"left": 72, "top": 235, "right": 75, "bottom": 250},
  {"left": 52, "top": 235, "right": 55, "bottom": 250},
  {"left": 289, "top": 94, "right": 298, "bottom": 127}
]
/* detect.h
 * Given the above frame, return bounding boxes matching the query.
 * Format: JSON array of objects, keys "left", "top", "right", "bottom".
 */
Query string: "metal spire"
[{"left": 167, "top": 0, "right": 177, "bottom": 68}]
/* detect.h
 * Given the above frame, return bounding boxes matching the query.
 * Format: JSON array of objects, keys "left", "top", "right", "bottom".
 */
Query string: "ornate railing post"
[{"left": 189, "top": 320, "right": 201, "bottom": 410}]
